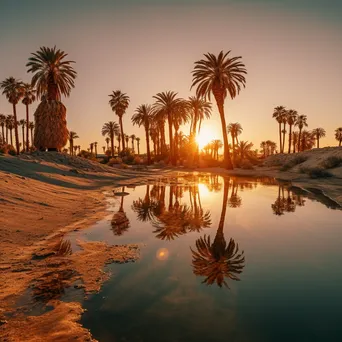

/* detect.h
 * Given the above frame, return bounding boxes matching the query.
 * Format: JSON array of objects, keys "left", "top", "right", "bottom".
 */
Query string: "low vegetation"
[
  {"left": 320, "top": 156, "right": 342, "bottom": 169},
  {"left": 299, "top": 166, "right": 333, "bottom": 179},
  {"left": 280, "top": 155, "right": 308, "bottom": 171}
]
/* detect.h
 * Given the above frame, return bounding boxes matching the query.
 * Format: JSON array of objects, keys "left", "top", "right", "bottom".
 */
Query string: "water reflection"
[
  {"left": 111, "top": 186, "right": 130, "bottom": 235},
  {"left": 191, "top": 177, "right": 245, "bottom": 288}
]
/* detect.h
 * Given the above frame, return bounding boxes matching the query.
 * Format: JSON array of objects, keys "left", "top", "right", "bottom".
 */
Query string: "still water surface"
[{"left": 69, "top": 175, "right": 342, "bottom": 342}]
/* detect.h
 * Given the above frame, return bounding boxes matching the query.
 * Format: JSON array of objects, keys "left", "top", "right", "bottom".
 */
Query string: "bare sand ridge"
[{"left": 1, "top": 148, "right": 341, "bottom": 341}]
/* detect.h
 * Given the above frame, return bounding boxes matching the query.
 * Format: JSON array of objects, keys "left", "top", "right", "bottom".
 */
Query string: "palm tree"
[
  {"left": 108, "top": 90, "right": 130, "bottom": 151},
  {"left": 73, "top": 145, "right": 78, "bottom": 155},
  {"left": 292, "top": 131, "right": 299, "bottom": 153},
  {"left": 300, "top": 130, "right": 315, "bottom": 151},
  {"left": 237, "top": 140, "right": 253, "bottom": 160},
  {"left": 312, "top": 128, "right": 326, "bottom": 148},
  {"left": 272, "top": 106, "right": 286, "bottom": 153},
  {"left": 130, "top": 134, "right": 136, "bottom": 153},
  {"left": 227, "top": 122, "right": 243, "bottom": 161},
  {"left": 190, "top": 177, "right": 245, "bottom": 287},
  {"left": 68, "top": 131, "right": 79, "bottom": 156},
  {"left": 0, "top": 114, "right": 6, "bottom": 144},
  {"left": 6, "top": 115, "right": 14, "bottom": 146},
  {"left": 0, "top": 77, "right": 24, "bottom": 154},
  {"left": 116, "top": 134, "right": 121, "bottom": 153},
  {"left": 260, "top": 141, "right": 267, "bottom": 158},
  {"left": 28, "top": 122, "right": 35, "bottom": 148},
  {"left": 212, "top": 139, "right": 223, "bottom": 160},
  {"left": 21, "top": 83, "right": 36, "bottom": 151},
  {"left": 111, "top": 187, "right": 130, "bottom": 236},
  {"left": 27, "top": 46, "right": 77, "bottom": 151},
  {"left": 94, "top": 141, "right": 98, "bottom": 157},
  {"left": 19, "top": 119, "right": 26, "bottom": 151},
  {"left": 286, "top": 109, "right": 298, "bottom": 153},
  {"left": 153, "top": 91, "right": 186, "bottom": 165},
  {"left": 295, "top": 115, "right": 308, "bottom": 152},
  {"left": 105, "top": 137, "right": 110, "bottom": 151},
  {"left": 173, "top": 102, "right": 190, "bottom": 163},
  {"left": 335, "top": 127, "right": 342, "bottom": 146},
  {"left": 125, "top": 134, "right": 129, "bottom": 150},
  {"left": 191, "top": 51, "right": 247, "bottom": 169},
  {"left": 102, "top": 146, "right": 105, "bottom": 154},
  {"left": 136, "top": 137, "right": 141, "bottom": 155},
  {"left": 102, "top": 121, "right": 119, "bottom": 157},
  {"left": 132, "top": 104, "right": 153, "bottom": 164},
  {"left": 90, "top": 143, "right": 94, "bottom": 154}
]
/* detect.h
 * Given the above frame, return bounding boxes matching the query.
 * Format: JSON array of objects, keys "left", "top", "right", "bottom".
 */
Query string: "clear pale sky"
[{"left": 0, "top": 0, "right": 341, "bottom": 153}]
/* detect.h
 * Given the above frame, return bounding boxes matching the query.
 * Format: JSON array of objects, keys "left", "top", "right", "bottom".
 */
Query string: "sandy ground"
[{"left": 1, "top": 148, "right": 341, "bottom": 341}]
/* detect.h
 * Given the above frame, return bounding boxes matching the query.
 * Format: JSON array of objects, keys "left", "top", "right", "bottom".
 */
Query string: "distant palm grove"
[{"left": 0, "top": 47, "right": 341, "bottom": 169}]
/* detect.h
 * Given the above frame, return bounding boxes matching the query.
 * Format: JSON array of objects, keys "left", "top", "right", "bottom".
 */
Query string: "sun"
[{"left": 196, "top": 126, "right": 217, "bottom": 150}]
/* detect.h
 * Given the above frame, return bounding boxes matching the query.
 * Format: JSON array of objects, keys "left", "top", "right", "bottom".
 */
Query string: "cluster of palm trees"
[
  {"left": 272, "top": 106, "right": 341, "bottom": 154},
  {"left": 0, "top": 79, "right": 36, "bottom": 153}
]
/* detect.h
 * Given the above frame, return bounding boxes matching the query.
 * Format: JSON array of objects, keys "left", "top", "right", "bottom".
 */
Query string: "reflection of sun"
[
  {"left": 156, "top": 248, "right": 169, "bottom": 261},
  {"left": 198, "top": 183, "right": 210, "bottom": 198},
  {"left": 196, "top": 126, "right": 217, "bottom": 150}
]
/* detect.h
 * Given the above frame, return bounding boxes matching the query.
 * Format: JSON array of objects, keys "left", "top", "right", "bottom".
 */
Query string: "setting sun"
[{"left": 196, "top": 126, "right": 218, "bottom": 150}]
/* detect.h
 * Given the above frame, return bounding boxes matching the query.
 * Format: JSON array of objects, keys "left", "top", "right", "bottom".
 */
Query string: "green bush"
[{"left": 320, "top": 156, "right": 342, "bottom": 169}]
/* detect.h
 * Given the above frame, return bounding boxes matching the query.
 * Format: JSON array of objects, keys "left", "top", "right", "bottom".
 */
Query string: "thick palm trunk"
[
  {"left": 119, "top": 116, "right": 125, "bottom": 150},
  {"left": 213, "top": 92, "right": 233, "bottom": 169},
  {"left": 339, "top": 139, "right": 341, "bottom": 147},
  {"left": 167, "top": 112, "right": 174, "bottom": 165},
  {"left": 137, "top": 142, "right": 140, "bottom": 155},
  {"left": 10, "top": 130, "right": 13, "bottom": 146},
  {"left": 69, "top": 140, "right": 73, "bottom": 155},
  {"left": 30, "top": 129, "right": 33, "bottom": 147},
  {"left": 25, "top": 104, "right": 30, "bottom": 151},
  {"left": 316, "top": 136, "right": 319, "bottom": 148},
  {"left": 288, "top": 125, "right": 292, "bottom": 154},
  {"left": 278, "top": 122, "right": 282, "bottom": 153},
  {"left": 6, "top": 127, "right": 8, "bottom": 144},
  {"left": 145, "top": 125, "right": 151, "bottom": 165},
  {"left": 12, "top": 104, "right": 20, "bottom": 154},
  {"left": 232, "top": 135, "right": 236, "bottom": 163},
  {"left": 1, "top": 125, "right": 4, "bottom": 143}
]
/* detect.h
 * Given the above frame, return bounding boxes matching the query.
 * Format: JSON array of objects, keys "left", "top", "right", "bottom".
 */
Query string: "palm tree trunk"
[
  {"left": 317, "top": 136, "right": 319, "bottom": 148},
  {"left": 69, "top": 140, "right": 73, "bottom": 155},
  {"left": 298, "top": 128, "right": 302, "bottom": 152},
  {"left": 214, "top": 177, "right": 229, "bottom": 247},
  {"left": 137, "top": 142, "right": 140, "bottom": 155},
  {"left": 12, "top": 103, "right": 20, "bottom": 155},
  {"left": 167, "top": 112, "right": 174, "bottom": 165},
  {"left": 288, "top": 125, "right": 292, "bottom": 154},
  {"left": 10, "top": 130, "right": 13, "bottom": 146},
  {"left": 119, "top": 116, "right": 125, "bottom": 150},
  {"left": 278, "top": 122, "right": 282, "bottom": 153},
  {"left": 145, "top": 125, "right": 151, "bottom": 165},
  {"left": 110, "top": 135, "right": 114, "bottom": 158},
  {"left": 339, "top": 139, "right": 341, "bottom": 147},
  {"left": 174, "top": 129, "right": 179, "bottom": 163},
  {"left": 1, "top": 125, "right": 4, "bottom": 143},
  {"left": 6, "top": 127, "right": 8, "bottom": 144},
  {"left": 25, "top": 104, "right": 30, "bottom": 152},
  {"left": 214, "top": 101, "right": 234, "bottom": 170},
  {"left": 30, "top": 128, "right": 33, "bottom": 147},
  {"left": 232, "top": 134, "right": 236, "bottom": 163},
  {"left": 21, "top": 126, "right": 25, "bottom": 152},
  {"left": 282, "top": 122, "right": 286, "bottom": 153}
]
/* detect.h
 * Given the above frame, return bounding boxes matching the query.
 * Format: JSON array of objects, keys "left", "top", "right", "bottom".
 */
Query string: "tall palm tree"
[
  {"left": 68, "top": 131, "right": 79, "bottom": 156},
  {"left": 108, "top": 90, "right": 130, "bottom": 151},
  {"left": 130, "top": 134, "right": 136, "bottom": 152},
  {"left": 312, "top": 128, "right": 326, "bottom": 148},
  {"left": 335, "top": 127, "right": 342, "bottom": 147},
  {"left": 116, "top": 134, "right": 121, "bottom": 153},
  {"left": 102, "top": 121, "right": 119, "bottom": 157},
  {"left": 153, "top": 91, "right": 186, "bottom": 165},
  {"left": 28, "top": 122, "right": 35, "bottom": 148},
  {"left": 27, "top": 46, "right": 77, "bottom": 151},
  {"left": 173, "top": 102, "right": 190, "bottom": 163},
  {"left": 6, "top": 115, "right": 14, "bottom": 146},
  {"left": 191, "top": 51, "right": 247, "bottom": 169},
  {"left": 19, "top": 119, "right": 26, "bottom": 151},
  {"left": 300, "top": 130, "right": 315, "bottom": 151},
  {"left": 272, "top": 106, "right": 286, "bottom": 153},
  {"left": 21, "top": 83, "right": 36, "bottom": 151},
  {"left": 227, "top": 122, "right": 243, "bottom": 161},
  {"left": 90, "top": 143, "right": 94, "bottom": 154},
  {"left": 190, "top": 177, "right": 245, "bottom": 287},
  {"left": 286, "top": 109, "right": 298, "bottom": 153},
  {"left": 260, "top": 141, "right": 267, "bottom": 158},
  {"left": 152, "top": 109, "right": 167, "bottom": 156},
  {"left": 0, "top": 77, "right": 24, "bottom": 154},
  {"left": 125, "top": 134, "right": 129, "bottom": 149},
  {"left": 0, "top": 114, "right": 6, "bottom": 144},
  {"left": 295, "top": 115, "right": 308, "bottom": 152},
  {"left": 132, "top": 104, "right": 153, "bottom": 164},
  {"left": 136, "top": 137, "right": 141, "bottom": 155},
  {"left": 105, "top": 137, "right": 110, "bottom": 151}
]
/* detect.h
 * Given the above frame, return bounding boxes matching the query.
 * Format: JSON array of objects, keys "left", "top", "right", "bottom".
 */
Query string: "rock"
[
  {"left": 74, "top": 284, "right": 86, "bottom": 289},
  {"left": 69, "top": 168, "right": 80, "bottom": 174}
]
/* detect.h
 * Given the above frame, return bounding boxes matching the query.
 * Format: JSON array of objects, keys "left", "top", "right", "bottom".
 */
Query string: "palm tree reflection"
[
  {"left": 111, "top": 186, "right": 130, "bottom": 236},
  {"left": 271, "top": 185, "right": 305, "bottom": 216},
  {"left": 191, "top": 177, "right": 245, "bottom": 288}
]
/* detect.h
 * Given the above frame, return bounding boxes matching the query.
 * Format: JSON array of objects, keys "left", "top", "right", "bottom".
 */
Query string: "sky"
[{"left": 0, "top": 0, "right": 341, "bottom": 153}]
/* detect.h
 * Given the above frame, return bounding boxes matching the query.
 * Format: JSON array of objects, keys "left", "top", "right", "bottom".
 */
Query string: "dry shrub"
[
  {"left": 108, "top": 157, "right": 122, "bottom": 166},
  {"left": 34, "top": 99, "right": 68, "bottom": 150}
]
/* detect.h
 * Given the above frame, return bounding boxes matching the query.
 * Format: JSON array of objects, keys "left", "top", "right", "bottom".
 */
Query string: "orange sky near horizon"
[{"left": 0, "top": 0, "right": 341, "bottom": 154}]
